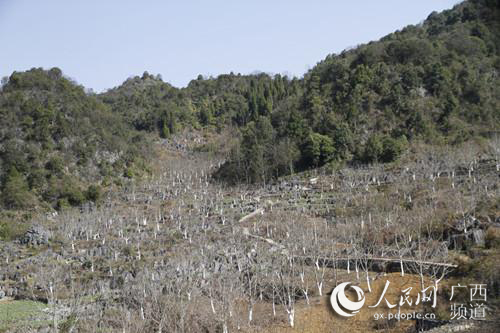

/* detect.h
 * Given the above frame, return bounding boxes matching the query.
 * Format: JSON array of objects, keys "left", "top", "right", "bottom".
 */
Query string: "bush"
[
  {"left": 85, "top": 184, "right": 101, "bottom": 202},
  {"left": 380, "top": 135, "right": 408, "bottom": 163},
  {"left": 56, "top": 198, "right": 70, "bottom": 210},
  {"left": 363, "top": 135, "right": 384, "bottom": 163},
  {"left": 28, "top": 168, "right": 47, "bottom": 191},
  {"left": 62, "top": 186, "right": 85, "bottom": 206},
  {"left": 363, "top": 134, "right": 407, "bottom": 163},
  {"left": 0, "top": 220, "right": 28, "bottom": 241},
  {"left": 1, "top": 167, "right": 33, "bottom": 209},
  {"left": 302, "top": 132, "right": 335, "bottom": 167},
  {"left": 45, "top": 156, "right": 65, "bottom": 174}
]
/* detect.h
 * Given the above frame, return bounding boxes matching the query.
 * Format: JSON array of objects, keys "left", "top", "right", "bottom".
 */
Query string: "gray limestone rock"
[{"left": 19, "top": 225, "right": 51, "bottom": 246}]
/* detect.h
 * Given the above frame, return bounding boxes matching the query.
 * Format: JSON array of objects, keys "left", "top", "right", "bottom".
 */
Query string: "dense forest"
[
  {"left": 0, "top": 68, "right": 150, "bottom": 212},
  {"left": 211, "top": 0, "right": 500, "bottom": 183},
  {"left": 1, "top": 0, "right": 499, "bottom": 211},
  {"left": 101, "top": 0, "right": 500, "bottom": 184}
]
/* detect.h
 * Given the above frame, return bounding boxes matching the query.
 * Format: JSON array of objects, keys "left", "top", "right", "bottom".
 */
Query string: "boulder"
[{"left": 19, "top": 225, "right": 51, "bottom": 246}]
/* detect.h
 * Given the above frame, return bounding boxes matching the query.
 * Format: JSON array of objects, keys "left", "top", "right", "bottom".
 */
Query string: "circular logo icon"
[{"left": 330, "top": 282, "right": 365, "bottom": 317}]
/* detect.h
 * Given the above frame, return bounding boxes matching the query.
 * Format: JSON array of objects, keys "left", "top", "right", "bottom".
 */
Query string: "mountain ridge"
[{"left": 1, "top": 0, "right": 499, "bottom": 213}]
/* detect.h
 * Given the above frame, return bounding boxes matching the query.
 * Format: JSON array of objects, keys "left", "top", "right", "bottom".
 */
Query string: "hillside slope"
[
  {"left": 215, "top": 0, "right": 500, "bottom": 182},
  {"left": 0, "top": 68, "right": 150, "bottom": 213},
  {"left": 1, "top": 0, "right": 499, "bottom": 215},
  {"left": 98, "top": 0, "right": 499, "bottom": 184}
]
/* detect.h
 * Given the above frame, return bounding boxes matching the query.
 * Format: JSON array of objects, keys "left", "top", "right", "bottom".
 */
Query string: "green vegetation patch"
[{"left": 0, "top": 300, "right": 48, "bottom": 329}]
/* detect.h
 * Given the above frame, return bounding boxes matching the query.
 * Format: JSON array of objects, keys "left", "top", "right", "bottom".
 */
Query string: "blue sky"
[{"left": 0, "top": 0, "right": 460, "bottom": 92}]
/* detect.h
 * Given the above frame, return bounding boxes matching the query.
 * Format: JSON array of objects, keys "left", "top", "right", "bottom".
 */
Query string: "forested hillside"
[
  {"left": 213, "top": 0, "right": 500, "bottom": 183},
  {"left": 99, "top": 72, "right": 192, "bottom": 137},
  {"left": 101, "top": 0, "right": 500, "bottom": 184},
  {"left": 0, "top": 68, "right": 150, "bottom": 212},
  {"left": 0, "top": 1, "right": 499, "bottom": 331},
  {"left": 1, "top": 0, "right": 499, "bottom": 213},
  {"left": 100, "top": 71, "right": 300, "bottom": 136}
]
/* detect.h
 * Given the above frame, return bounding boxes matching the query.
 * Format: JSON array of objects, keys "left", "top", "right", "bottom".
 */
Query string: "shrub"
[
  {"left": 85, "top": 184, "right": 101, "bottom": 202},
  {"left": 380, "top": 135, "right": 408, "bottom": 163},
  {"left": 363, "top": 134, "right": 407, "bottom": 163},
  {"left": 363, "top": 135, "right": 384, "bottom": 163},
  {"left": 2, "top": 167, "right": 33, "bottom": 209},
  {"left": 0, "top": 220, "right": 28, "bottom": 241},
  {"left": 45, "top": 156, "right": 65, "bottom": 174},
  {"left": 302, "top": 132, "right": 335, "bottom": 167},
  {"left": 56, "top": 198, "right": 70, "bottom": 210}
]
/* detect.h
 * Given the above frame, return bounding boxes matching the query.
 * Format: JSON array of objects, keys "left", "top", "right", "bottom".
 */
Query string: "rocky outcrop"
[{"left": 19, "top": 225, "right": 51, "bottom": 246}]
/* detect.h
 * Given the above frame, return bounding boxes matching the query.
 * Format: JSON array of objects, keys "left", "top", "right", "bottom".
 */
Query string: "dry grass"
[{"left": 255, "top": 273, "right": 439, "bottom": 333}]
